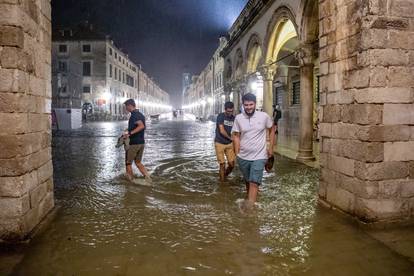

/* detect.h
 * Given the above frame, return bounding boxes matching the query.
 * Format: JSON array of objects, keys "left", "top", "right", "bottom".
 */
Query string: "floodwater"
[{"left": 4, "top": 115, "right": 414, "bottom": 275}]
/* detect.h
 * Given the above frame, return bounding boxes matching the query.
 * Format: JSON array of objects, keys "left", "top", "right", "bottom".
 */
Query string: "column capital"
[
  {"left": 258, "top": 65, "right": 275, "bottom": 81},
  {"left": 296, "top": 43, "right": 316, "bottom": 66}
]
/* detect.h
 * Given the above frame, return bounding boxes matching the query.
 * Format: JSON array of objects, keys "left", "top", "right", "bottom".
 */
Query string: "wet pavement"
[{"left": 2, "top": 115, "right": 414, "bottom": 275}]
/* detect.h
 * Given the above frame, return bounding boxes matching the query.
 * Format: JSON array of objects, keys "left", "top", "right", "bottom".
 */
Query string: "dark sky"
[{"left": 51, "top": 0, "right": 248, "bottom": 107}]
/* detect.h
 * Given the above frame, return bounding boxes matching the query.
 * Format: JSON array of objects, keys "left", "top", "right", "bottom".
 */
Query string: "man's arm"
[
  {"left": 232, "top": 132, "right": 240, "bottom": 156},
  {"left": 219, "top": 124, "right": 232, "bottom": 140},
  {"left": 130, "top": 120, "right": 145, "bottom": 135},
  {"left": 267, "top": 125, "right": 276, "bottom": 157}
]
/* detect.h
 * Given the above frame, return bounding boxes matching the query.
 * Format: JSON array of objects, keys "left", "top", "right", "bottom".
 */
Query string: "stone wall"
[
  {"left": 319, "top": 0, "right": 414, "bottom": 223},
  {"left": 0, "top": 0, "right": 53, "bottom": 241}
]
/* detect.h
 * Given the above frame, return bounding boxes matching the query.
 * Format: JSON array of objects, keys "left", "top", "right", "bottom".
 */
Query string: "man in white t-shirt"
[{"left": 232, "top": 93, "right": 275, "bottom": 206}]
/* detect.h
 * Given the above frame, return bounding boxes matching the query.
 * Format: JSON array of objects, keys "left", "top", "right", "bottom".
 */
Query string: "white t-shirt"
[{"left": 232, "top": 111, "right": 273, "bottom": 161}]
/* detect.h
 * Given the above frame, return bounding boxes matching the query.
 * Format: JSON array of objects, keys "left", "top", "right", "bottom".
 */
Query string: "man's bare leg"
[
  {"left": 245, "top": 181, "right": 250, "bottom": 196},
  {"left": 135, "top": 161, "right": 150, "bottom": 178},
  {"left": 126, "top": 164, "right": 134, "bottom": 180},
  {"left": 248, "top": 182, "right": 259, "bottom": 204},
  {"left": 219, "top": 163, "right": 226, "bottom": 181},
  {"left": 225, "top": 161, "right": 234, "bottom": 177}
]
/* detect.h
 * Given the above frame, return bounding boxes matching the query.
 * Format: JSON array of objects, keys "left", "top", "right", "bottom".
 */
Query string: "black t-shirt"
[
  {"left": 215, "top": 113, "right": 234, "bottom": 145},
  {"left": 273, "top": 110, "right": 282, "bottom": 125},
  {"left": 128, "top": 109, "right": 145, "bottom": 145}
]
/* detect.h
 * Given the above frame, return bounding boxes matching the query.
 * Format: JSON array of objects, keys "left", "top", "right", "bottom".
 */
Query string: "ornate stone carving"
[
  {"left": 258, "top": 65, "right": 275, "bottom": 81},
  {"left": 296, "top": 43, "right": 315, "bottom": 66}
]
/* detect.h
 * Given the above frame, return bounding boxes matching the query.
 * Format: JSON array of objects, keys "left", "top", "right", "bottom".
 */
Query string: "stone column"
[
  {"left": 297, "top": 44, "right": 315, "bottom": 161},
  {"left": 319, "top": 0, "right": 414, "bottom": 224},
  {"left": 260, "top": 65, "right": 274, "bottom": 116},
  {"left": 233, "top": 85, "right": 240, "bottom": 113},
  {"left": 0, "top": 1, "right": 54, "bottom": 241}
]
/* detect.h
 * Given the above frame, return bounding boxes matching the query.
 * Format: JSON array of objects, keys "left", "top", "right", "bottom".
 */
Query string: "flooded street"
[{"left": 4, "top": 117, "right": 414, "bottom": 275}]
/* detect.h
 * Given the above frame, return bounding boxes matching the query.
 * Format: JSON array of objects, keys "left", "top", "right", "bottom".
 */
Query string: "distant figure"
[
  {"left": 272, "top": 104, "right": 282, "bottom": 135},
  {"left": 123, "top": 99, "right": 151, "bottom": 181},
  {"left": 232, "top": 93, "right": 275, "bottom": 207},
  {"left": 215, "top": 101, "right": 236, "bottom": 181}
]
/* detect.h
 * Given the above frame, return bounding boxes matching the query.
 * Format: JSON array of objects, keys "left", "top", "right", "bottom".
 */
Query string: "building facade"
[
  {"left": 212, "top": 37, "right": 227, "bottom": 114},
  {"left": 183, "top": 37, "right": 228, "bottom": 119},
  {"left": 52, "top": 23, "right": 170, "bottom": 122}
]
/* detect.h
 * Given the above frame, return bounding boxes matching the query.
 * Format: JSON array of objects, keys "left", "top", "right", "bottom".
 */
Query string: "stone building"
[
  {"left": 53, "top": 23, "right": 140, "bottom": 121},
  {"left": 212, "top": 37, "right": 227, "bottom": 114},
  {"left": 52, "top": 23, "right": 170, "bottom": 122},
  {"left": 183, "top": 38, "right": 228, "bottom": 118},
  {"left": 137, "top": 69, "right": 170, "bottom": 115}
]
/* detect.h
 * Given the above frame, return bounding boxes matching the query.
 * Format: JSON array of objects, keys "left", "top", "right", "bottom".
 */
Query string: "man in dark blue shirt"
[
  {"left": 215, "top": 101, "right": 236, "bottom": 181},
  {"left": 123, "top": 99, "right": 150, "bottom": 181}
]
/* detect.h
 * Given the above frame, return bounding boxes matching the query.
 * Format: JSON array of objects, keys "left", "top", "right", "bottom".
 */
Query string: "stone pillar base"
[{"left": 297, "top": 149, "right": 316, "bottom": 161}]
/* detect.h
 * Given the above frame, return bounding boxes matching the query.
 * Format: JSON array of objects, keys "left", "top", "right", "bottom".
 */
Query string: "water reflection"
[{"left": 7, "top": 118, "right": 414, "bottom": 275}]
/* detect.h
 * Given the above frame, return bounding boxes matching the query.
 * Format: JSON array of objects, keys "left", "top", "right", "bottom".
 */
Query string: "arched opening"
[
  {"left": 234, "top": 48, "right": 244, "bottom": 80},
  {"left": 246, "top": 35, "right": 264, "bottom": 110},
  {"left": 232, "top": 49, "right": 244, "bottom": 111},
  {"left": 265, "top": 18, "right": 303, "bottom": 156},
  {"left": 264, "top": 4, "right": 319, "bottom": 162}
]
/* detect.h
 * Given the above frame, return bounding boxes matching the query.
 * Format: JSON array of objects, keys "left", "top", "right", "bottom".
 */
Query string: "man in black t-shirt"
[
  {"left": 273, "top": 104, "right": 282, "bottom": 135},
  {"left": 123, "top": 99, "right": 150, "bottom": 181},
  {"left": 215, "top": 102, "right": 236, "bottom": 181}
]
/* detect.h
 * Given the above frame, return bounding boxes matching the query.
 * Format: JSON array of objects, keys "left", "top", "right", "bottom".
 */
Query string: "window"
[
  {"left": 82, "top": 44, "right": 91, "bottom": 53},
  {"left": 292, "top": 81, "right": 300, "bottom": 105},
  {"left": 122, "top": 72, "right": 125, "bottom": 83},
  {"left": 118, "top": 56, "right": 121, "bottom": 62},
  {"left": 60, "top": 85, "right": 67, "bottom": 93},
  {"left": 83, "top": 85, "right": 91, "bottom": 93},
  {"left": 316, "top": 75, "right": 320, "bottom": 103},
  {"left": 115, "top": 52, "right": 118, "bottom": 59},
  {"left": 126, "top": 74, "right": 134, "bottom": 87},
  {"left": 115, "top": 67, "right": 118, "bottom": 80},
  {"left": 58, "top": 44, "right": 67, "bottom": 53},
  {"left": 109, "top": 64, "right": 112, "bottom": 78},
  {"left": 109, "top": 48, "right": 113, "bottom": 56},
  {"left": 274, "top": 86, "right": 284, "bottom": 106},
  {"left": 83, "top": 61, "right": 91, "bottom": 76},
  {"left": 122, "top": 59, "right": 125, "bottom": 65},
  {"left": 119, "top": 70, "right": 121, "bottom": 82},
  {"left": 58, "top": 61, "right": 67, "bottom": 72}
]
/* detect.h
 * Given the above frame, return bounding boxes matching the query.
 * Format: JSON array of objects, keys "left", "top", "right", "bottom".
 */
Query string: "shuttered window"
[{"left": 292, "top": 81, "right": 300, "bottom": 105}]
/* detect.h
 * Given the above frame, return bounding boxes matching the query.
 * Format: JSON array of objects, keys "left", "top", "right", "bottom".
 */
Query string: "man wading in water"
[
  {"left": 214, "top": 101, "right": 236, "bottom": 181},
  {"left": 232, "top": 93, "right": 275, "bottom": 208},
  {"left": 123, "top": 99, "right": 151, "bottom": 182}
]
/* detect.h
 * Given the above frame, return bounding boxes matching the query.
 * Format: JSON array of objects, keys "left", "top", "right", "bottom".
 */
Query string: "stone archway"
[
  {"left": 232, "top": 48, "right": 245, "bottom": 111},
  {"left": 245, "top": 33, "right": 263, "bottom": 74},
  {"left": 245, "top": 33, "right": 265, "bottom": 110}
]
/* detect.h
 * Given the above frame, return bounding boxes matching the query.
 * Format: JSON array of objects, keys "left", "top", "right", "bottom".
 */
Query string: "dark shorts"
[
  {"left": 125, "top": 144, "right": 145, "bottom": 165},
  {"left": 237, "top": 157, "right": 267, "bottom": 185}
]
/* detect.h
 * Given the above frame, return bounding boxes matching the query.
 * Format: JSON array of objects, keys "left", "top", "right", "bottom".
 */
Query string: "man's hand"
[
  {"left": 123, "top": 131, "right": 130, "bottom": 139},
  {"left": 267, "top": 148, "right": 274, "bottom": 158}
]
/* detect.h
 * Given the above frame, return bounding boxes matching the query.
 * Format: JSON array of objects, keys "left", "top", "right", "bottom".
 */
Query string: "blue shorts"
[{"left": 237, "top": 157, "right": 267, "bottom": 185}]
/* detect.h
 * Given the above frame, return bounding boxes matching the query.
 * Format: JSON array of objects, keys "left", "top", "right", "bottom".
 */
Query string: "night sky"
[{"left": 51, "top": 0, "right": 248, "bottom": 107}]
